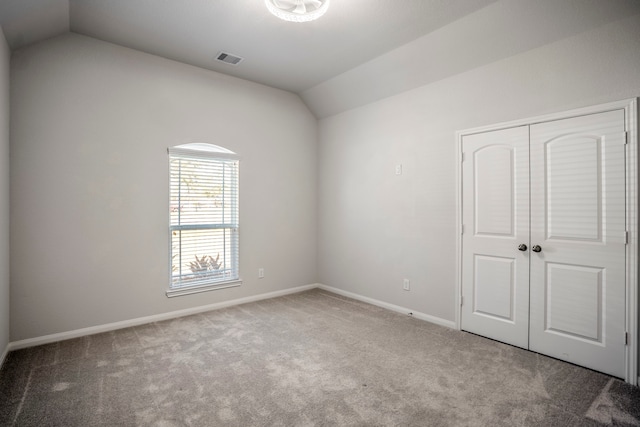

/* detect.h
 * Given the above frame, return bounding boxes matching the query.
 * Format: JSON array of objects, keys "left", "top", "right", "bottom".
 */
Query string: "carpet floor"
[{"left": 0, "top": 289, "right": 639, "bottom": 426}]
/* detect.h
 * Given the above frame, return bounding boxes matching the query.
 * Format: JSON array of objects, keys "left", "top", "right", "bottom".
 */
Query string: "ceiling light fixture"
[{"left": 265, "top": 0, "right": 330, "bottom": 23}]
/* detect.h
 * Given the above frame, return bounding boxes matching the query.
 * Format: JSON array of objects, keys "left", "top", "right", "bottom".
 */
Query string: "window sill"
[{"left": 166, "top": 279, "right": 242, "bottom": 298}]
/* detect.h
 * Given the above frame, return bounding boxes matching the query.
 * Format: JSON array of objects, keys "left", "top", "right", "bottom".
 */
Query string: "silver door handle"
[
  {"left": 518, "top": 244, "right": 527, "bottom": 251},
  {"left": 532, "top": 245, "right": 542, "bottom": 253}
]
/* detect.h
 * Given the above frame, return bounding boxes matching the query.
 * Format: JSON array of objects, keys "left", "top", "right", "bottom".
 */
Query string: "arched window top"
[{"left": 168, "top": 143, "right": 240, "bottom": 160}]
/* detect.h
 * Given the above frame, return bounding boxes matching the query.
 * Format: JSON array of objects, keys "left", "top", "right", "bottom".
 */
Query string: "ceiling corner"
[{"left": 0, "top": 0, "right": 70, "bottom": 50}]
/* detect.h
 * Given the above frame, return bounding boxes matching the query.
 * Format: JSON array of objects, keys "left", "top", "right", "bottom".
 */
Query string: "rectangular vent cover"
[{"left": 216, "top": 52, "right": 243, "bottom": 65}]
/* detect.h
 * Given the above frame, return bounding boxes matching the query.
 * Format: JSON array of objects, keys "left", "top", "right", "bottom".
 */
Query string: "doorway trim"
[{"left": 455, "top": 98, "right": 638, "bottom": 385}]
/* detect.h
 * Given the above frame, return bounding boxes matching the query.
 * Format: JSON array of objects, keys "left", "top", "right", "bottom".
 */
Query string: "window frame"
[{"left": 167, "top": 143, "right": 241, "bottom": 297}]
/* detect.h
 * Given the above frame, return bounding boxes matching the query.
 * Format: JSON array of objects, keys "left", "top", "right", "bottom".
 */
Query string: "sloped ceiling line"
[{"left": 1, "top": 0, "right": 639, "bottom": 118}]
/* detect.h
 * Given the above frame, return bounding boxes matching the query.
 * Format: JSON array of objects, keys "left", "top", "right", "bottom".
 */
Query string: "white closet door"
[
  {"left": 461, "top": 126, "right": 530, "bottom": 349},
  {"left": 529, "top": 110, "right": 626, "bottom": 378}
]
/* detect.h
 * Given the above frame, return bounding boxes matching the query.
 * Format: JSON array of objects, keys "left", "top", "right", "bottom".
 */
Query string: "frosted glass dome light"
[{"left": 265, "top": 0, "right": 330, "bottom": 23}]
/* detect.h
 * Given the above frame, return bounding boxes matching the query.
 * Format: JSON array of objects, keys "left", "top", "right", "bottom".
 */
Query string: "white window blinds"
[{"left": 168, "top": 144, "right": 239, "bottom": 293}]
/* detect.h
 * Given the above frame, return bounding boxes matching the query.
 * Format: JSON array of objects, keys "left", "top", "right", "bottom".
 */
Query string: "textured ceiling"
[
  {"left": 302, "top": 0, "right": 640, "bottom": 117},
  {"left": 0, "top": 0, "right": 497, "bottom": 92},
  {"left": 1, "top": 0, "right": 639, "bottom": 118},
  {"left": 68, "top": 0, "right": 501, "bottom": 92}
]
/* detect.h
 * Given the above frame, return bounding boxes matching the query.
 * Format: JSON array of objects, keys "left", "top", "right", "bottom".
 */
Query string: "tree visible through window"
[{"left": 168, "top": 143, "right": 239, "bottom": 295}]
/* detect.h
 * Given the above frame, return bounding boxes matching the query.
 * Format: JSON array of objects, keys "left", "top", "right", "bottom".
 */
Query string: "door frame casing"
[{"left": 455, "top": 98, "right": 638, "bottom": 385}]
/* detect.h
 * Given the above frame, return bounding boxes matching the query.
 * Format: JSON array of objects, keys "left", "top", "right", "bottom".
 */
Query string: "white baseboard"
[
  {"left": 8, "top": 283, "right": 456, "bottom": 352},
  {"left": 317, "top": 284, "right": 456, "bottom": 330},
  {"left": 0, "top": 342, "right": 8, "bottom": 368},
  {"left": 8, "top": 283, "right": 319, "bottom": 351}
]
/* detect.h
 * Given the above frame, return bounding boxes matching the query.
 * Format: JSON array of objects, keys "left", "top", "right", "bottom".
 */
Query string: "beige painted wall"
[
  {"left": 318, "top": 14, "right": 640, "bottom": 324},
  {"left": 10, "top": 33, "right": 317, "bottom": 341},
  {"left": 0, "top": 28, "right": 10, "bottom": 355}
]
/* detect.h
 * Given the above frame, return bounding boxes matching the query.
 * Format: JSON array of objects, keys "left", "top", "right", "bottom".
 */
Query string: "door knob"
[
  {"left": 532, "top": 245, "right": 542, "bottom": 252},
  {"left": 518, "top": 244, "right": 527, "bottom": 251}
]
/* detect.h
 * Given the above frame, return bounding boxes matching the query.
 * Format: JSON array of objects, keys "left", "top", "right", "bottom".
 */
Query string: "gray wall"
[
  {"left": 0, "top": 28, "right": 10, "bottom": 356},
  {"left": 10, "top": 33, "right": 317, "bottom": 341},
  {"left": 318, "top": 14, "right": 640, "bottom": 324},
  {"left": 6, "top": 3, "right": 640, "bottom": 378}
]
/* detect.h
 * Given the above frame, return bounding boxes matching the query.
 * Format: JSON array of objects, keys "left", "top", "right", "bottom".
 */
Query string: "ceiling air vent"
[{"left": 215, "top": 52, "right": 243, "bottom": 66}]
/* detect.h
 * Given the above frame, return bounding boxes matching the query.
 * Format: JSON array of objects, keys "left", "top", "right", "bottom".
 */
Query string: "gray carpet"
[{"left": 0, "top": 289, "right": 638, "bottom": 426}]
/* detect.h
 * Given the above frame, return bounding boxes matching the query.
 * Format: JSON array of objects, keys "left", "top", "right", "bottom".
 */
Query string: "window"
[{"left": 168, "top": 143, "right": 240, "bottom": 297}]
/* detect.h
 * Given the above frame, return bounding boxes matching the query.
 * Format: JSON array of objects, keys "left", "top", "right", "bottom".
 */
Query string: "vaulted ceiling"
[{"left": 1, "top": 0, "right": 639, "bottom": 117}]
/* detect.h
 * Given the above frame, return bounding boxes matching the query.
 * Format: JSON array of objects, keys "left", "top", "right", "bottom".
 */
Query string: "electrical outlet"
[
  {"left": 258, "top": 268, "right": 264, "bottom": 278},
  {"left": 403, "top": 279, "right": 410, "bottom": 291},
  {"left": 395, "top": 164, "right": 403, "bottom": 175}
]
